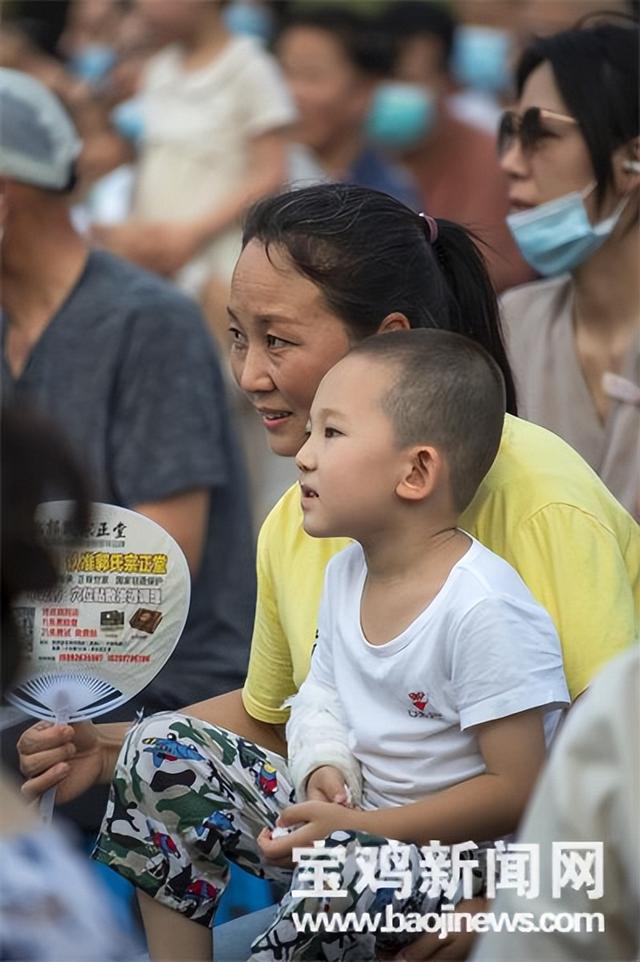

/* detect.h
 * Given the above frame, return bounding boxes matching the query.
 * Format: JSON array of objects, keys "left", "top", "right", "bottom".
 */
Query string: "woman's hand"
[
  {"left": 17, "top": 719, "right": 121, "bottom": 804},
  {"left": 258, "top": 800, "right": 363, "bottom": 868},
  {"left": 306, "top": 765, "right": 353, "bottom": 805}
]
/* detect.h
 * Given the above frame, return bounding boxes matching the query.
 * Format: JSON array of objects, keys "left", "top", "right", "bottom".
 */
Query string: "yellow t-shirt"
[{"left": 243, "top": 415, "right": 640, "bottom": 721}]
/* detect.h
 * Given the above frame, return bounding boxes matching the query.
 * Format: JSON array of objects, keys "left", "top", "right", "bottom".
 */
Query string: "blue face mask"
[
  {"left": 70, "top": 44, "right": 117, "bottom": 85},
  {"left": 110, "top": 98, "right": 144, "bottom": 144},
  {"left": 223, "top": 1, "right": 274, "bottom": 43},
  {"left": 452, "top": 26, "right": 512, "bottom": 96},
  {"left": 366, "top": 82, "right": 435, "bottom": 151},
  {"left": 506, "top": 183, "right": 630, "bottom": 276}
]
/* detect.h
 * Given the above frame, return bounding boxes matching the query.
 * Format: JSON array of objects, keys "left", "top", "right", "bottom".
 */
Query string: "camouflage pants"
[{"left": 93, "top": 712, "right": 479, "bottom": 961}]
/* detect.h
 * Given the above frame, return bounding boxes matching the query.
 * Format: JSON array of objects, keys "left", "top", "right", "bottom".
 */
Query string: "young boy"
[{"left": 253, "top": 329, "right": 570, "bottom": 960}]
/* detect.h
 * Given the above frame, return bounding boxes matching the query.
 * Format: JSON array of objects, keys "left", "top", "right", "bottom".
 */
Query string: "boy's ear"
[{"left": 395, "top": 446, "right": 441, "bottom": 502}]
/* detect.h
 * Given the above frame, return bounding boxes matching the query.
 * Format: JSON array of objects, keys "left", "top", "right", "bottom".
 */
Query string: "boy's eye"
[{"left": 324, "top": 427, "right": 342, "bottom": 438}]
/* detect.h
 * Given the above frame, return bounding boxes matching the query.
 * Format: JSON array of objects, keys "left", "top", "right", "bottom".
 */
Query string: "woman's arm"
[{"left": 185, "top": 688, "right": 286, "bottom": 756}]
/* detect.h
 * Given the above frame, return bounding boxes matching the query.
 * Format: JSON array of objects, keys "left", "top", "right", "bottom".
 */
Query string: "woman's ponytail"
[{"left": 432, "top": 219, "right": 518, "bottom": 415}]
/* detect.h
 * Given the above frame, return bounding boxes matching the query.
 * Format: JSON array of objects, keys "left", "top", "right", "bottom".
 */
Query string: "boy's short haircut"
[{"left": 350, "top": 329, "right": 506, "bottom": 512}]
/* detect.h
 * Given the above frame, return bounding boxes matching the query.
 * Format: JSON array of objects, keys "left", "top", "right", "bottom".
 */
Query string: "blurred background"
[
  {"left": 1, "top": 0, "right": 638, "bottom": 941},
  {"left": 2, "top": 0, "right": 636, "bottom": 528}
]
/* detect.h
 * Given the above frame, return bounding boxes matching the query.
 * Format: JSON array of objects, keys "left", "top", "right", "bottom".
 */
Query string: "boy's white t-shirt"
[{"left": 306, "top": 538, "right": 570, "bottom": 811}]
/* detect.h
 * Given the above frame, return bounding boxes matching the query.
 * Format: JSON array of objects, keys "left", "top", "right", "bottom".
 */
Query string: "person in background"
[
  {"left": 375, "top": 0, "right": 532, "bottom": 293},
  {"left": 93, "top": 0, "right": 295, "bottom": 319},
  {"left": 0, "top": 67, "right": 256, "bottom": 718},
  {"left": 449, "top": 0, "right": 518, "bottom": 134},
  {"left": 471, "top": 646, "right": 639, "bottom": 962},
  {"left": 58, "top": 0, "right": 123, "bottom": 85},
  {"left": 0, "top": 405, "right": 135, "bottom": 962},
  {"left": 275, "top": 6, "right": 421, "bottom": 209},
  {"left": 500, "top": 20, "right": 639, "bottom": 518}
]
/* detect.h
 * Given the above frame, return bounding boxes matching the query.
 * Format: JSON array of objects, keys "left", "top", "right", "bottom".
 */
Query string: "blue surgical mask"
[
  {"left": 452, "top": 26, "right": 512, "bottom": 96},
  {"left": 70, "top": 44, "right": 116, "bottom": 85},
  {"left": 366, "top": 82, "right": 435, "bottom": 151},
  {"left": 223, "top": 1, "right": 274, "bottom": 43},
  {"left": 506, "top": 183, "right": 630, "bottom": 276},
  {"left": 110, "top": 98, "right": 144, "bottom": 144}
]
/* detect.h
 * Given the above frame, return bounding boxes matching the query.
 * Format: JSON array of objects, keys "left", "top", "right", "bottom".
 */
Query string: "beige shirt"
[
  {"left": 134, "top": 36, "right": 296, "bottom": 292},
  {"left": 501, "top": 275, "right": 640, "bottom": 518},
  {"left": 471, "top": 647, "right": 640, "bottom": 962}
]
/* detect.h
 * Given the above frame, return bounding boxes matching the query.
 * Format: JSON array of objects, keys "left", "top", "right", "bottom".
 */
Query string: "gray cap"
[{"left": 0, "top": 68, "right": 82, "bottom": 190}]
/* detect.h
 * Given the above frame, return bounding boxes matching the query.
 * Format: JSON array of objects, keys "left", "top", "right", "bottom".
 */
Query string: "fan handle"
[{"left": 39, "top": 694, "right": 70, "bottom": 823}]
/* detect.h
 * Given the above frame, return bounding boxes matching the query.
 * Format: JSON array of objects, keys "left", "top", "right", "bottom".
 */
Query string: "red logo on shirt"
[{"left": 408, "top": 691, "right": 428, "bottom": 711}]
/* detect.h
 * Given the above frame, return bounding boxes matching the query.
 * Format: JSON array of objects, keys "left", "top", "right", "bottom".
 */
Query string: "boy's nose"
[{"left": 295, "top": 436, "right": 314, "bottom": 473}]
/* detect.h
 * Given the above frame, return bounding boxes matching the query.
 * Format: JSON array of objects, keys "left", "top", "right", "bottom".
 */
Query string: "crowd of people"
[{"left": 1, "top": 2, "right": 638, "bottom": 961}]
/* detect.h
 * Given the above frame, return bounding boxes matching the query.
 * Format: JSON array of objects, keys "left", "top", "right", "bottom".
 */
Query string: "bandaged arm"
[{"left": 284, "top": 587, "right": 362, "bottom": 804}]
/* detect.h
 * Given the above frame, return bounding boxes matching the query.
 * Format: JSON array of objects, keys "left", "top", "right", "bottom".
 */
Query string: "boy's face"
[{"left": 295, "top": 355, "right": 405, "bottom": 540}]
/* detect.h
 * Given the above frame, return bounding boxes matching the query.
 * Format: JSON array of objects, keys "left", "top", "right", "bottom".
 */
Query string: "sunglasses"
[{"left": 497, "top": 107, "right": 578, "bottom": 156}]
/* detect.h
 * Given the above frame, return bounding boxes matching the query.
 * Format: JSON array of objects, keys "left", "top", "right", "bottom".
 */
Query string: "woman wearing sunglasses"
[{"left": 499, "top": 20, "right": 639, "bottom": 518}]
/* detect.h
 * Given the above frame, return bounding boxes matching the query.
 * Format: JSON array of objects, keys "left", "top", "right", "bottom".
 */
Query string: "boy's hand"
[
  {"left": 306, "top": 765, "right": 353, "bottom": 805},
  {"left": 258, "top": 801, "right": 362, "bottom": 868}
]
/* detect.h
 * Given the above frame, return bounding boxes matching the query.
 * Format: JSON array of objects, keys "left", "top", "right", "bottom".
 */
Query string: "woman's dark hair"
[
  {"left": 242, "top": 184, "right": 517, "bottom": 415},
  {"left": 515, "top": 20, "right": 639, "bottom": 207},
  {"left": 1, "top": 405, "right": 89, "bottom": 695}
]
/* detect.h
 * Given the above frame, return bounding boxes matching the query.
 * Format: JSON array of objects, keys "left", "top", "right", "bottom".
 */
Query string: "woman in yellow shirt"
[{"left": 18, "top": 184, "right": 639, "bottom": 961}]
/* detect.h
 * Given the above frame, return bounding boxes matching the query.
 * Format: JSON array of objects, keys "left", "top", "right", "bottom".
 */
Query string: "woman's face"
[
  {"left": 500, "top": 62, "right": 601, "bottom": 216},
  {"left": 228, "top": 240, "right": 353, "bottom": 457}
]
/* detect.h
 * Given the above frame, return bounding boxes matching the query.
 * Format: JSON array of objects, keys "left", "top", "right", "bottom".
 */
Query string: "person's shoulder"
[
  {"left": 227, "top": 37, "right": 294, "bottom": 117},
  {"left": 351, "top": 147, "right": 420, "bottom": 204},
  {"left": 325, "top": 541, "right": 363, "bottom": 580},
  {"left": 227, "top": 35, "right": 282, "bottom": 75},
  {"left": 452, "top": 548, "right": 561, "bottom": 655},
  {"left": 497, "top": 416, "right": 600, "bottom": 499},
  {"left": 500, "top": 273, "right": 572, "bottom": 328},
  {"left": 141, "top": 43, "right": 182, "bottom": 87},
  {"left": 457, "top": 537, "right": 545, "bottom": 611},
  {"left": 197, "top": 34, "right": 281, "bottom": 90},
  {"left": 469, "top": 415, "right": 637, "bottom": 534},
  {"left": 497, "top": 417, "right": 602, "bottom": 504},
  {"left": 86, "top": 251, "right": 210, "bottom": 336}
]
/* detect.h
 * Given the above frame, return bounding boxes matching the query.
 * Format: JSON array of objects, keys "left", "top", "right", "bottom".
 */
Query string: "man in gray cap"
[{"left": 0, "top": 67, "right": 256, "bottom": 718}]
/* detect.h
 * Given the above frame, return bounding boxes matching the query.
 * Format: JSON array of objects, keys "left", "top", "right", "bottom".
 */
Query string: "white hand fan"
[{"left": 7, "top": 501, "right": 191, "bottom": 820}]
